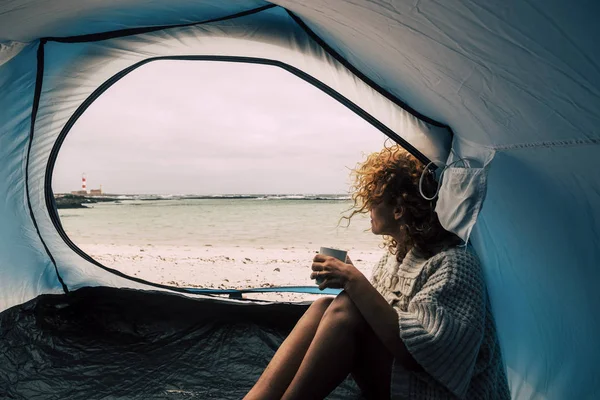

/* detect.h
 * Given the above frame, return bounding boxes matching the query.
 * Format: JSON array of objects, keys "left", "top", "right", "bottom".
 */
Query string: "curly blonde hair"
[{"left": 343, "top": 142, "right": 460, "bottom": 261}]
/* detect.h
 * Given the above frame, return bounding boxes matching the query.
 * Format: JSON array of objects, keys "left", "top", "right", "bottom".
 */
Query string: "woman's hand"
[{"left": 310, "top": 254, "right": 365, "bottom": 291}]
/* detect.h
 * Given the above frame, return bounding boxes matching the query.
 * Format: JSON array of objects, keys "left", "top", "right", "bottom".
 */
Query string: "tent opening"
[{"left": 51, "top": 59, "right": 394, "bottom": 302}]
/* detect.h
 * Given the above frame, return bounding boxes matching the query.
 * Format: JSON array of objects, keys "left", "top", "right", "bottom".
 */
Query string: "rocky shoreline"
[{"left": 54, "top": 194, "right": 120, "bottom": 209}]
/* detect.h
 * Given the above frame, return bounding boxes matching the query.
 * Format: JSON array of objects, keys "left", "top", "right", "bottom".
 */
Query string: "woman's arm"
[{"left": 311, "top": 255, "right": 421, "bottom": 371}]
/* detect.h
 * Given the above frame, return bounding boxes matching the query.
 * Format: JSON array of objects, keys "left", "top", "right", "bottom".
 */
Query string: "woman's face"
[{"left": 369, "top": 199, "right": 402, "bottom": 237}]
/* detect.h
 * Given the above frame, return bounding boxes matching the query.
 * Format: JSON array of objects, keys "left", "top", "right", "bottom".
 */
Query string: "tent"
[{"left": 1, "top": 1, "right": 598, "bottom": 398}]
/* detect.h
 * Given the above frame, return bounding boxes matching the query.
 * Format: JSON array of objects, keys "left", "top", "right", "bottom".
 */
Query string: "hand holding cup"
[{"left": 311, "top": 247, "right": 358, "bottom": 290}]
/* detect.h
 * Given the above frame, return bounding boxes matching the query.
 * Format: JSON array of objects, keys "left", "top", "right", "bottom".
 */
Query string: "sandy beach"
[
  {"left": 61, "top": 197, "right": 385, "bottom": 302},
  {"left": 84, "top": 244, "right": 385, "bottom": 302}
]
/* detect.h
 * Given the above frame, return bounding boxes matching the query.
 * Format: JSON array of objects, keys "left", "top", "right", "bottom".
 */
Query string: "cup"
[{"left": 316, "top": 247, "right": 348, "bottom": 285}]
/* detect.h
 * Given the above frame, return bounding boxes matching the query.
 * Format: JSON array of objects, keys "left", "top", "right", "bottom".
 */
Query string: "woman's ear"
[{"left": 394, "top": 206, "right": 404, "bottom": 221}]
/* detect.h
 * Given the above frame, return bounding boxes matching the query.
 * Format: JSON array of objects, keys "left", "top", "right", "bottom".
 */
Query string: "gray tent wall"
[{"left": 0, "top": 1, "right": 599, "bottom": 399}]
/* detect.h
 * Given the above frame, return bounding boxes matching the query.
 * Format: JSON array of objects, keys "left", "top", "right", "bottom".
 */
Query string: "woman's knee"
[
  {"left": 303, "top": 297, "right": 334, "bottom": 323},
  {"left": 309, "top": 296, "right": 334, "bottom": 314},
  {"left": 323, "top": 292, "right": 365, "bottom": 330}
]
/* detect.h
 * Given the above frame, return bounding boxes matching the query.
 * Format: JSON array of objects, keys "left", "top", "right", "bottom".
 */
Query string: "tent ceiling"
[
  {"left": 2, "top": 1, "right": 598, "bottom": 150},
  {"left": 0, "top": 1, "right": 269, "bottom": 42}
]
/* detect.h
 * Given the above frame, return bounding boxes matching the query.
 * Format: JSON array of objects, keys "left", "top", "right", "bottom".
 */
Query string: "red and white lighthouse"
[{"left": 81, "top": 173, "right": 87, "bottom": 193}]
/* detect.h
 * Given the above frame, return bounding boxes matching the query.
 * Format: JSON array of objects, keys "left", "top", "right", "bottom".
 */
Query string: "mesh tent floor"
[{"left": 0, "top": 287, "right": 362, "bottom": 399}]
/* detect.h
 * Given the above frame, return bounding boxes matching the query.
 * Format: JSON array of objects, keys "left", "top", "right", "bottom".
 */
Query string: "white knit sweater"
[{"left": 370, "top": 246, "right": 510, "bottom": 399}]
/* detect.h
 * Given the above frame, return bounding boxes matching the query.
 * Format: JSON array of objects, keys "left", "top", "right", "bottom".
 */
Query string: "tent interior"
[{"left": 1, "top": 1, "right": 599, "bottom": 399}]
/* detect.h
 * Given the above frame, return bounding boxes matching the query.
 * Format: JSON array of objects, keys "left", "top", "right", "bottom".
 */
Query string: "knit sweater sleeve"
[{"left": 395, "top": 249, "right": 486, "bottom": 399}]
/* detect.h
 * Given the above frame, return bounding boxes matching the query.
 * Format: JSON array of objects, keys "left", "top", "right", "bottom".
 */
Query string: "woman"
[{"left": 245, "top": 145, "right": 510, "bottom": 399}]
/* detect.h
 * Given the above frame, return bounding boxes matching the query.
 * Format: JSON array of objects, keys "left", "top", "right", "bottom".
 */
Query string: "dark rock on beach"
[{"left": 54, "top": 194, "right": 119, "bottom": 209}]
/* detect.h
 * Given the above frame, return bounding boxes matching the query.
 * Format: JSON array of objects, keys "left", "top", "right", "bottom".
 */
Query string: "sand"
[{"left": 84, "top": 244, "right": 384, "bottom": 302}]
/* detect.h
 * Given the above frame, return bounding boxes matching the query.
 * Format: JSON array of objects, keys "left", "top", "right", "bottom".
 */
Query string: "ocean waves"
[{"left": 108, "top": 194, "right": 352, "bottom": 201}]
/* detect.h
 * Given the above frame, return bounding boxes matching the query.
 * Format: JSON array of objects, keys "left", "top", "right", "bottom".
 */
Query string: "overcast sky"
[{"left": 53, "top": 60, "right": 387, "bottom": 195}]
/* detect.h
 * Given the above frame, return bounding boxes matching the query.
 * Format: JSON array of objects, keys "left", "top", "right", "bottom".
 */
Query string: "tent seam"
[
  {"left": 454, "top": 134, "right": 599, "bottom": 152},
  {"left": 491, "top": 138, "right": 600, "bottom": 151}
]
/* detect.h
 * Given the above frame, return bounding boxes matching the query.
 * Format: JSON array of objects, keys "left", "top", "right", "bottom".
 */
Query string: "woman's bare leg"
[
  {"left": 281, "top": 292, "right": 392, "bottom": 400},
  {"left": 244, "top": 297, "right": 334, "bottom": 400},
  {"left": 351, "top": 324, "right": 394, "bottom": 399}
]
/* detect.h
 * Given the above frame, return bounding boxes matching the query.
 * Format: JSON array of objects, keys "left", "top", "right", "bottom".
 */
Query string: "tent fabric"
[
  {"left": 0, "top": 41, "right": 27, "bottom": 66},
  {"left": 0, "top": 1, "right": 599, "bottom": 399},
  {"left": 0, "top": 1, "right": 272, "bottom": 42},
  {"left": 277, "top": 1, "right": 600, "bottom": 148}
]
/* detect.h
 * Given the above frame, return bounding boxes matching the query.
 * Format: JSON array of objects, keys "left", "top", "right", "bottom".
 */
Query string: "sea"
[{"left": 58, "top": 195, "right": 383, "bottom": 252}]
